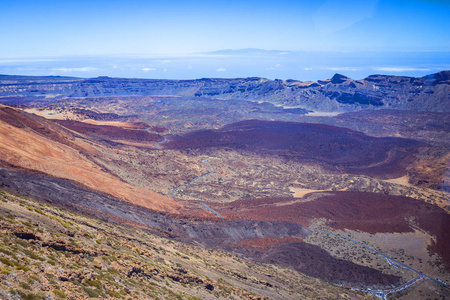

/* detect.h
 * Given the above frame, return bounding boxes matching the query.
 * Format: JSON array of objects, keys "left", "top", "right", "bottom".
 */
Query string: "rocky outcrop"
[{"left": 1, "top": 71, "right": 449, "bottom": 112}]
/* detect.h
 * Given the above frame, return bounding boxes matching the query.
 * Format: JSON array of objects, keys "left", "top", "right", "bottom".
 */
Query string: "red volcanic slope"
[
  {"left": 214, "top": 191, "right": 450, "bottom": 270},
  {"left": 229, "top": 237, "right": 304, "bottom": 252},
  {"left": 165, "top": 120, "right": 426, "bottom": 178},
  {"left": 55, "top": 120, "right": 162, "bottom": 144},
  {"left": 0, "top": 105, "right": 180, "bottom": 213}
]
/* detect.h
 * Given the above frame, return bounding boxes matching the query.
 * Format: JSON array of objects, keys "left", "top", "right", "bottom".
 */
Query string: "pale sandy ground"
[
  {"left": 368, "top": 230, "right": 432, "bottom": 264},
  {"left": 383, "top": 175, "right": 413, "bottom": 187},
  {"left": 111, "top": 139, "right": 158, "bottom": 149},
  {"left": 289, "top": 187, "right": 327, "bottom": 198},
  {"left": 23, "top": 108, "right": 77, "bottom": 120},
  {"left": 82, "top": 119, "right": 145, "bottom": 128}
]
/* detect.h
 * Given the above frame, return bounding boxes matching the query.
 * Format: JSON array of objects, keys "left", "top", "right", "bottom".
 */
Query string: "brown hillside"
[
  {"left": 54, "top": 119, "right": 163, "bottom": 147},
  {"left": 0, "top": 105, "right": 180, "bottom": 212},
  {"left": 165, "top": 120, "right": 427, "bottom": 178},
  {"left": 214, "top": 191, "right": 450, "bottom": 270}
]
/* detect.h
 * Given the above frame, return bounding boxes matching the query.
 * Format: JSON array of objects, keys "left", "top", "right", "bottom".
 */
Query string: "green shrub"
[
  {"left": 0, "top": 247, "right": 13, "bottom": 256},
  {"left": 107, "top": 267, "right": 120, "bottom": 275},
  {"left": 22, "top": 249, "right": 42, "bottom": 260},
  {"left": 84, "top": 287, "right": 101, "bottom": 298},
  {"left": 106, "top": 290, "right": 122, "bottom": 298},
  {"left": 27, "top": 275, "right": 40, "bottom": 284},
  {"left": 1, "top": 267, "right": 10, "bottom": 275},
  {"left": 16, "top": 264, "right": 31, "bottom": 272},
  {"left": 47, "top": 259, "right": 56, "bottom": 266},
  {"left": 19, "top": 292, "right": 42, "bottom": 300},
  {"left": 0, "top": 257, "right": 14, "bottom": 267},
  {"left": 19, "top": 281, "right": 31, "bottom": 290},
  {"left": 15, "top": 239, "right": 29, "bottom": 248},
  {"left": 53, "top": 289, "right": 66, "bottom": 299},
  {"left": 84, "top": 280, "right": 102, "bottom": 290},
  {"left": 33, "top": 208, "right": 46, "bottom": 216}
]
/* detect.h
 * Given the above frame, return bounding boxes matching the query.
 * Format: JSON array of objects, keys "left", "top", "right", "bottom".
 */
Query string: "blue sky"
[{"left": 0, "top": 0, "right": 449, "bottom": 80}]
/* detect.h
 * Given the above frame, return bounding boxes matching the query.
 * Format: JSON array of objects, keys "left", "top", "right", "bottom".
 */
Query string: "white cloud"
[
  {"left": 266, "top": 65, "right": 281, "bottom": 70},
  {"left": 372, "top": 67, "right": 432, "bottom": 72},
  {"left": 321, "top": 67, "right": 362, "bottom": 71},
  {"left": 216, "top": 68, "right": 226, "bottom": 72},
  {"left": 52, "top": 67, "right": 97, "bottom": 72},
  {"left": 142, "top": 67, "right": 156, "bottom": 72}
]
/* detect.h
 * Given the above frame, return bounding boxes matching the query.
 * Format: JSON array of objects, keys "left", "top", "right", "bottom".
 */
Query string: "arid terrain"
[{"left": 0, "top": 72, "right": 449, "bottom": 299}]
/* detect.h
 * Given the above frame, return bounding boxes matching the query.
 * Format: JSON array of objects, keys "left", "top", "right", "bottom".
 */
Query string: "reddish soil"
[
  {"left": 54, "top": 120, "right": 162, "bottom": 144},
  {"left": 229, "top": 237, "right": 304, "bottom": 252},
  {"left": 82, "top": 119, "right": 150, "bottom": 130},
  {"left": 0, "top": 106, "right": 79, "bottom": 148},
  {"left": 149, "top": 126, "right": 168, "bottom": 133},
  {"left": 213, "top": 191, "right": 450, "bottom": 270},
  {"left": 1, "top": 167, "right": 400, "bottom": 287},
  {"left": 0, "top": 105, "right": 180, "bottom": 213},
  {"left": 165, "top": 120, "right": 426, "bottom": 178}
]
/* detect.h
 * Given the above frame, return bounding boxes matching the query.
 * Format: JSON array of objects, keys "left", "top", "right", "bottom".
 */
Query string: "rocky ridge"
[{"left": 0, "top": 71, "right": 449, "bottom": 112}]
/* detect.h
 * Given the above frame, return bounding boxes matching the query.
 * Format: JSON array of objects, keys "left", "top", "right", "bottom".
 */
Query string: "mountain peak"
[
  {"left": 331, "top": 73, "right": 349, "bottom": 84},
  {"left": 424, "top": 70, "right": 450, "bottom": 85}
]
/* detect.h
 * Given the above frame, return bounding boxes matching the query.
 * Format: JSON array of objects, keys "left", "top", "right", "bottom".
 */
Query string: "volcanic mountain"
[
  {"left": 0, "top": 105, "right": 179, "bottom": 212},
  {"left": 0, "top": 70, "right": 449, "bottom": 299}
]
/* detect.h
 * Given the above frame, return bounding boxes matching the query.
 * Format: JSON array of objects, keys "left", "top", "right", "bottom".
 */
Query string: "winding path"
[
  {"left": 154, "top": 136, "right": 167, "bottom": 150},
  {"left": 197, "top": 200, "right": 224, "bottom": 219},
  {"left": 153, "top": 140, "right": 448, "bottom": 297},
  {"left": 170, "top": 159, "right": 223, "bottom": 218},
  {"left": 171, "top": 159, "right": 216, "bottom": 198},
  {"left": 309, "top": 228, "right": 449, "bottom": 299}
]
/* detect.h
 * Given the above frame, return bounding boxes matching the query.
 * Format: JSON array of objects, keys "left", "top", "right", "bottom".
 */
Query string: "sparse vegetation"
[
  {"left": 0, "top": 189, "right": 376, "bottom": 299},
  {"left": 0, "top": 79, "right": 448, "bottom": 300}
]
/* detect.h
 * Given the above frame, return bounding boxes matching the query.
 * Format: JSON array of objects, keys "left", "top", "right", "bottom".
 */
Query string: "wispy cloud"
[
  {"left": 266, "top": 64, "right": 282, "bottom": 70},
  {"left": 52, "top": 67, "right": 97, "bottom": 72},
  {"left": 320, "top": 67, "right": 362, "bottom": 71},
  {"left": 142, "top": 67, "right": 156, "bottom": 72},
  {"left": 372, "top": 67, "right": 432, "bottom": 72},
  {"left": 216, "top": 68, "right": 226, "bottom": 72}
]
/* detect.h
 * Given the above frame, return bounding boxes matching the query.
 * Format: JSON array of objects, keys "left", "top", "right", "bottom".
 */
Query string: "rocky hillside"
[
  {"left": 0, "top": 71, "right": 449, "bottom": 112},
  {"left": 0, "top": 190, "right": 374, "bottom": 300},
  {"left": 0, "top": 105, "right": 179, "bottom": 213}
]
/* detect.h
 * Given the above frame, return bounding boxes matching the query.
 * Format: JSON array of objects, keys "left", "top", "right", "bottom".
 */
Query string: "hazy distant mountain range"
[{"left": 1, "top": 71, "right": 449, "bottom": 112}]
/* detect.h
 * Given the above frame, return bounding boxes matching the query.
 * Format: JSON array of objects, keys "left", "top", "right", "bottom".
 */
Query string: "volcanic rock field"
[{"left": 0, "top": 72, "right": 449, "bottom": 299}]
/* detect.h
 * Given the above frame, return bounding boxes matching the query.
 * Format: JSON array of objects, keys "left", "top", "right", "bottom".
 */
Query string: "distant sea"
[{"left": 1, "top": 49, "right": 449, "bottom": 81}]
